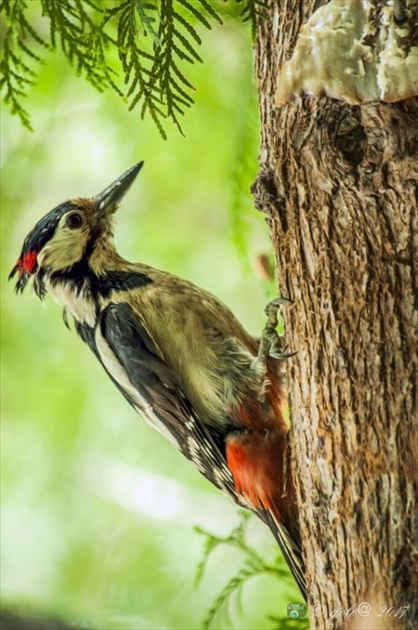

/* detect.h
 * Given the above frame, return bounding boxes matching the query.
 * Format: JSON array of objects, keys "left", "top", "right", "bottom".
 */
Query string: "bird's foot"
[{"left": 258, "top": 297, "right": 296, "bottom": 364}]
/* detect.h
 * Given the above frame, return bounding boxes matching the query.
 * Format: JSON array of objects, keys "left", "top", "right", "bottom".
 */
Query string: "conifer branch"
[{"left": 0, "top": 0, "right": 265, "bottom": 135}]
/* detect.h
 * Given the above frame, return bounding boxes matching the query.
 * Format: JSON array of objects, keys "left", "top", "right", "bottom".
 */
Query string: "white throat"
[{"left": 45, "top": 277, "right": 97, "bottom": 327}]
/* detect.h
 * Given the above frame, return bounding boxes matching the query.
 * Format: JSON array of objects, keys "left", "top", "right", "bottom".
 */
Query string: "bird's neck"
[
  {"left": 87, "top": 237, "right": 125, "bottom": 276},
  {"left": 41, "top": 258, "right": 99, "bottom": 328},
  {"left": 49, "top": 276, "right": 98, "bottom": 327},
  {"left": 39, "top": 243, "right": 153, "bottom": 328},
  {"left": 37, "top": 240, "right": 120, "bottom": 327}
]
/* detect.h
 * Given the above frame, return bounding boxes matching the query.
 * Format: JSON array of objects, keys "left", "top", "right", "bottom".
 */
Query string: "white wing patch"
[{"left": 95, "top": 325, "right": 180, "bottom": 448}]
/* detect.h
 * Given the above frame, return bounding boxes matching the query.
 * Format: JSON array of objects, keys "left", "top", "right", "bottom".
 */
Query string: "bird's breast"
[{"left": 45, "top": 277, "right": 97, "bottom": 327}]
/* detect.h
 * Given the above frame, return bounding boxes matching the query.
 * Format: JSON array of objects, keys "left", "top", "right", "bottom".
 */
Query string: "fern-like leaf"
[
  {"left": 134, "top": 0, "right": 160, "bottom": 44},
  {"left": 1, "top": 0, "right": 263, "bottom": 136},
  {"left": 41, "top": 0, "right": 117, "bottom": 93},
  {"left": 203, "top": 566, "right": 265, "bottom": 630},
  {"left": 0, "top": 0, "right": 49, "bottom": 129},
  {"left": 195, "top": 513, "right": 295, "bottom": 629},
  {"left": 235, "top": 0, "right": 269, "bottom": 39}
]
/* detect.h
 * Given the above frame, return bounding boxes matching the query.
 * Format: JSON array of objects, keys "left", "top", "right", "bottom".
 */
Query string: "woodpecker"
[{"left": 9, "top": 163, "right": 306, "bottom": 599}]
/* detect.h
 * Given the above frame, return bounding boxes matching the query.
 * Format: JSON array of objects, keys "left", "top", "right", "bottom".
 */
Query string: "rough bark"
[{"left": 252, "top": 2, "right": 418, "bottom": 629}]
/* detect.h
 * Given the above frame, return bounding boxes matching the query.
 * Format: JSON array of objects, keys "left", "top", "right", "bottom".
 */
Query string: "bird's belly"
[{"left": 181, "top": 364, "right": 225, "bottom": 425}]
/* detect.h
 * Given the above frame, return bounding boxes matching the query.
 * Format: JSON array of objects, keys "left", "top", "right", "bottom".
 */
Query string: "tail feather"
[
  {"left": 260, "top": 509, "right": 306, "bottom": 601},
  {"left": 225, "top": 419, "right": 306, "bottom": 599}
]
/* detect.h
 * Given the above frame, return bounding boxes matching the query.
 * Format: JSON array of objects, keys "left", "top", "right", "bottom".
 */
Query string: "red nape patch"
[{"left": 21, "top": 251, "right": 37, "bottom": 275}]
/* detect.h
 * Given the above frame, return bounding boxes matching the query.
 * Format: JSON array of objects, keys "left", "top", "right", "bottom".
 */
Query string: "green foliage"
[
  {"left": 195, "top": 512, "right": 306, "bottom": 630},
  {"left": 236, "top": 0, "right": 269, "bottom": 38},
  {"left": 0, "top": 0, "right": 266, "bottom": 137},
  {"left": 228, "top": 40, "right": 259, "bottom": 265},
  {"left": 0, "top": 0, "right": 49, "bottom": 130}
]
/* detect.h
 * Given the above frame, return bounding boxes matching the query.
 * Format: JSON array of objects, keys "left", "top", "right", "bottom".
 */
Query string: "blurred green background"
[{"left": 1, "top": 9, "right": 302, "bottom": 630}]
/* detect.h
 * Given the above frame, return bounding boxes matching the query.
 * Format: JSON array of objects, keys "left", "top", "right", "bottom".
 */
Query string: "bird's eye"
[{"left": 66, "top": 213, "right": 83, "bottom": 229}]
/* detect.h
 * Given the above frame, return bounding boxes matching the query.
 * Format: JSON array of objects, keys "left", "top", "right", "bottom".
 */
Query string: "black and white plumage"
[{"left": 9, "top": 163, "right": 306, "bottom": 599}]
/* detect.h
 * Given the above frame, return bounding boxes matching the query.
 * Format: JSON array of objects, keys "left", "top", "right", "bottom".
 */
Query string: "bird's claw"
[
  {"left": 264, "top": 297, "right": 293, "bottom": 315},
  {"left": 269, "top": 349, "right": 298, "bottom": 360},
  {"left": 258, "top": 297, "right": 296, "bottom": 364}
]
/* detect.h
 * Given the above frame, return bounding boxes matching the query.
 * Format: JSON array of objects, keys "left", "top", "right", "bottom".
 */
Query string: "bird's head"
[{"left": 9, "top": 162, "right": 143, "bottom": 294}]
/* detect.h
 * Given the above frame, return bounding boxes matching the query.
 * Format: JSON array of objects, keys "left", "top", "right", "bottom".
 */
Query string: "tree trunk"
[{"left": 252, "top": 2, "right": 418, "bottom": 628}]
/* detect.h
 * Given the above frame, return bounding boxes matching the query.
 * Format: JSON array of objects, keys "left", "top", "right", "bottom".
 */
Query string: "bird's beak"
[{"left": 95, "top": 161, "right": 144, "bottom": 218}]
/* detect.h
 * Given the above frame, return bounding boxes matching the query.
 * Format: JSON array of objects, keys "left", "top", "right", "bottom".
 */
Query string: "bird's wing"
[{"left": 97, "top": 301, "right": 238, "bottom": 499}]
